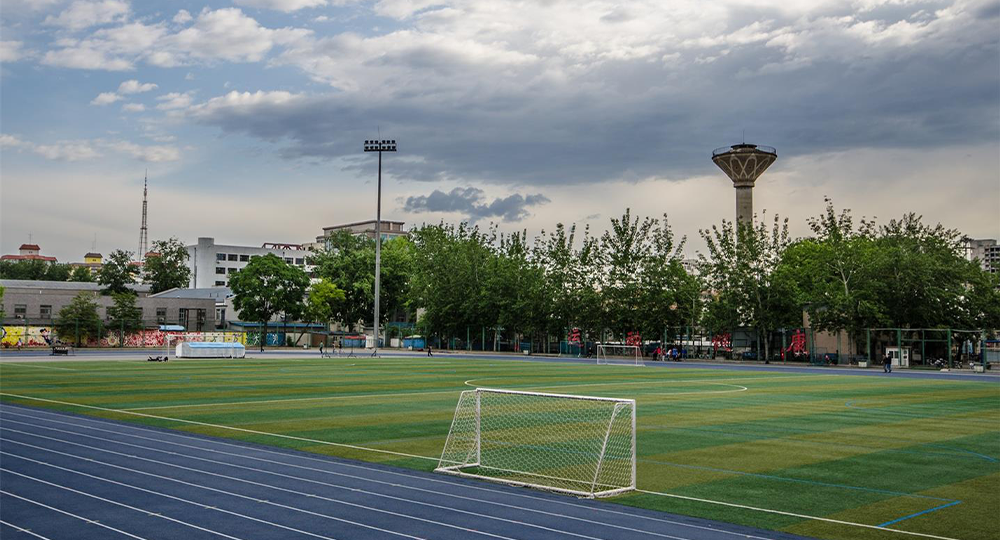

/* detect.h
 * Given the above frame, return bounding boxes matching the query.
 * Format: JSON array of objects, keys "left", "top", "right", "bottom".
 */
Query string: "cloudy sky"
[{"left": 1, "top": 0, "right": 997, "bottom": 262}]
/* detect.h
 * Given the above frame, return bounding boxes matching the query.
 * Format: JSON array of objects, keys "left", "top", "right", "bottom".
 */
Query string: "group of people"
[{"left": 654, "top": 346, "right": 682, "bottom": 362}]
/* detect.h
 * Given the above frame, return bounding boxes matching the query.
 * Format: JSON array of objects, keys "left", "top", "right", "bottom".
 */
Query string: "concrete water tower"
[{"left": 711, "top": 143, "right": 777, "bottom": 224}]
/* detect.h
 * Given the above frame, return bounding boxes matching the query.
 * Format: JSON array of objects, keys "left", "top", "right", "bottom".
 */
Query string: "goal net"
[
  {"left": 597, "top": 344, "right": 643, "bottom": 366},
  {"left": 436, "top": 388, "right": 636, "bottom": 498}
]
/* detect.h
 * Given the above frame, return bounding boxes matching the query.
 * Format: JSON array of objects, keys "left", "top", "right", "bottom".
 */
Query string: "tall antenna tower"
[{"left": 138, "top": 170, "right": 148, "bottom": 262}]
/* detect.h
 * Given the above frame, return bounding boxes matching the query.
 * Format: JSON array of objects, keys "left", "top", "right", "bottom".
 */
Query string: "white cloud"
[
  {"left": 43, "top": 0, "right": 129, "bottom": 31},
  {"left": 188, "top": 90, "right": 303, "bottom": 116},
  {"left": 41, "top": 45, "right": 133, "bottom": 70},
  {"left": 117, "top": 79, "right": 157, "bottom": 94},
  {"left": 90, "top": 91, "right": 122, "bottom": 105},
  {"left": 121, "top": 102, "right": 145, "bottom": 112},
  {"left": 164, "top": 8, "right": 311, "bottom": 64},
  {"left": 232, "top": 0, "right": 327, "bottom": 12},
  {"left": 173, "top": 9, "right": 193, "bottom": 24},
  {"left": 1, "top": 133, "right": 179, "bottom": 162},
  {"left": 155, "top": 91, "right": 195, "bottom": 110},
  {"left": 0, "top": 41, "right": 26, "bottom": 63}
]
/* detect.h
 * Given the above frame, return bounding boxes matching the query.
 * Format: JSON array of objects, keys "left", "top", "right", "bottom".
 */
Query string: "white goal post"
[
  {"left": 436, "top": 388, "right": 636, "bottom": 498},
  {"left": 597, "top": 344, "right": 644, "bottom": 366}
]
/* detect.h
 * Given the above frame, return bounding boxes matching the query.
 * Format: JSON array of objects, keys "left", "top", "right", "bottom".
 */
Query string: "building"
[
  {"left": 964, "top": 238, "right": 999, "bottom": 274},
  {"left": 310, "top": 220, "right": 407, "bottom": 251},
  {"left": 1, "top": 244, "right": 58, "bottom": 263},
  {"left": 0, "top": 279, "right": 217, "bottom": 330},
  {"left": 68, "top": 252, "right": 103, "bottom": 274},
  {"left": 186, "top": 237, "right": 313, "bottom": 289}
]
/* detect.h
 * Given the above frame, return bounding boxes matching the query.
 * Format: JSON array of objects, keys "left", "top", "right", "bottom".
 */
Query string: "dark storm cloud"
[
  {"left": 402, "top": 187, "right": 550, "bottom": 222},
  {"left": 187, "top": 1, "right": 999, "bottom": 188}
]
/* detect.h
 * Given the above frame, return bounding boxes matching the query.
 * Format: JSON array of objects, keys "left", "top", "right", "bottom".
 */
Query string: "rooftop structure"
[
  {"left": 711, "top": 143, "right": 777, "bottom": 225},
  {"left": 313, "top": 220, "right": 407, "bottom": 250},
  {"left": 1, "top": 243, "right": 58, "bottom": 263}
]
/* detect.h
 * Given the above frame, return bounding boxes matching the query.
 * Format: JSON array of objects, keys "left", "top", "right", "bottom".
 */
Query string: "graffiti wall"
[
  {"left": 1, "top": 326, "right": 248, "bottom": 348},
  {"left": 0, "top": 326, "right": 56, "bottom": 347}
]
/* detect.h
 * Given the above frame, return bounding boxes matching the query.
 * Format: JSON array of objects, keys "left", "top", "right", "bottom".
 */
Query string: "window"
[
  {"left": 14, "top": 304, "right": 26, "bottom": 318},
  {"left": 156, "top": 307, "right": 167, "bottom": 323},
  {"left": 216, "top": 253, "right": 227, "bottom": 261},
  {"left": 216, "top": 267, "right": 225, "bottom": 274},
  {"left": 295, "top": 258, "right": 304, "bottom": 265},
  {"left": 227, "top": 267, "right": 238, "bottom": 274},
  {"left": 215, "top": 280, "right": 226, "bottom": 286},
  {"left": 239, "top": 254, "right": 250, "bottom": 262},
  {"left": 227, "top": 254, "right": 238, "bottom": 261},
  {"left": 284, "top": 257, "right": 293, "bottom": 263},
  {"left": 40, "top": 305, "right": 52, "bottom": 319},
  {"left": 178, "top": 308, "right": 189, "bottom": 326}
]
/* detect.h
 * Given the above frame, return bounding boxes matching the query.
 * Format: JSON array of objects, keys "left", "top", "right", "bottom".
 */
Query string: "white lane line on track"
[
  {"left": 0, "top": 453, "right": 403, "bottom": 540},
  {"left": 2, "top": 409, "right": 767, "bottom": 540},
  {"left": 0, "top": 518, "right": 55, "bottom": 539},
  {"left": 1, "top": 392, "right": 439, "bottom": 462},
  {"left": 0, "top": 432, "right": 556, "bottom": 540},
  {"left": 0, "top": 492, "right": 145, "bottom": 540},
  {"left": 1, "top": 417, "right": 696, "bottom": 540},
  {"left": 0, "top": 475, "right": 243, "bottom": 540},
  {"left": 0, "top": 398, "right": 962, "bottom": 540}
]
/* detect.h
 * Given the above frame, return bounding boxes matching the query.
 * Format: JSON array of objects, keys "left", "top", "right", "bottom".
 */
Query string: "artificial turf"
[{"left": 0, "top": 355, "right": 997, "bottom": 540}]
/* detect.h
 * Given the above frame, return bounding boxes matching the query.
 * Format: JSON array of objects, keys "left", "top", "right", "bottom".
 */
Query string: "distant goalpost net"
[
  {"left": 597, "top": 344, "right": 643, "bottom": 366},
  {"left": 436, "top": 388, "right": 636, "bottom": 498}
]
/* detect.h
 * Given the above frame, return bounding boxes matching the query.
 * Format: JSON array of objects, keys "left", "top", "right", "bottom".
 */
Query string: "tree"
[
  {"left": 699, "top": 213, "right": 800, "bottom": 362},
  {"left": 54, "top": 292, "right": 103, "bottom": 347},
  {"left": 0, "top": 260, "right": 71, "bottom": 281},
  {"left": 0, "top": 285, "right": 5, "bottom": 321},
  {"left": 99, "top": 249, "right": 136, "bottom": 295},
  {"left": 45, "top": 263, "right": 71, "bottom": 281},
  {"left": 144, "top": 238, "right": 192, "bottom": 293},
  {"left": 70, "top": 266, "right": 95, "bottom": 282},
  {"left": 106, "top": 292, "right": 143, "bottom": 344},
  {"left": 298, "top": 279, "right": 346, "bottom": 345},
  {"left": 229, "top": 254, "right": 310, "bottom": 351}
]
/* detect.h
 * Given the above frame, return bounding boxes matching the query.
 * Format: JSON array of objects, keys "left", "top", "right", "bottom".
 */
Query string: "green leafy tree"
[
  {"left": 699, "top": 213, "right": 800, "bottom": 362},
  {"left": 99, "top": 249, "right": 136, "bottom": 295},
  {"left": 143, "top": 238, "right": 192, "bottom": 293},
  {"left": 229, "top": 254, "right": 309, "bottom": 351},
  {"left": 0, "top": 285, "right": 6, "bottom": 321},
  {"left": 297, "top": 279, "right": 346, "bottom": 345},
  {"left": 45, "top": 263, "right": 72, "bottom": 281},
  {"left": 0, "top": 260, "right": 70, "bottom": 281},
  {"left": 70, "top": 266, "right": 95, "bottom": 282},
  {"left": 106, "top": 292, "right": 143, "bottom": 344},
  {"left": 54, "top": 292, "right": 103, "bottom": 346}
]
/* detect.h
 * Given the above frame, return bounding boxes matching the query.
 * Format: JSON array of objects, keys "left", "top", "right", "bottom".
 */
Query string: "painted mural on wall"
[{"left": 1, "top": 326, "right": 249, "bottom": 348}]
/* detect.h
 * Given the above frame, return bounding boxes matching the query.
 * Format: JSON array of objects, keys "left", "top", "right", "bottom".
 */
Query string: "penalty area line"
[{"left": 636, "top": 490, "right": 961, "bottom": 540}]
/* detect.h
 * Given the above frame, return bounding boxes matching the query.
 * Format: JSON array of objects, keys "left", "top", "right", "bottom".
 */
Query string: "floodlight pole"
[{"left": 364, "top": 138, "right": 396, "bottom": 356}]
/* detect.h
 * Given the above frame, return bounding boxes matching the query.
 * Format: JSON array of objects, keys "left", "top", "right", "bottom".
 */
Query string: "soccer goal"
[
  {"left": 436, "top": 388, "right": 636, "bottom": 498},
  {"left": 597, "top": 344, "right": 643, "bottom": 366}
]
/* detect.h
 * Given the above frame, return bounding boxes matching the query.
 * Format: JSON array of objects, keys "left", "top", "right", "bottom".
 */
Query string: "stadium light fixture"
[{"left": 363, "top": 139, "right": 397, "bottom": 356}]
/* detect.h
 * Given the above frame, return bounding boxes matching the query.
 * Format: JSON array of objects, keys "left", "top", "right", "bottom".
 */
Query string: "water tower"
[{"left": 711, "top": 143, "right": 777, "bottom": 224}]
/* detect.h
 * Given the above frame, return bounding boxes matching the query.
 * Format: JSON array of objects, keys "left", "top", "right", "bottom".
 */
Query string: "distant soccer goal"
[
  {"left": 597, "top": 344, "right": 643, "bottom": 366},
  {"left": 436, "top": 388, "right": 636, "bottom": 498}
]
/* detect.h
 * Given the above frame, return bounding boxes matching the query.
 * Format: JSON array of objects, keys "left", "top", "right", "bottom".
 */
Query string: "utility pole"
[{"left": 363, "top": 138, "right": 396, "bottom": 356}]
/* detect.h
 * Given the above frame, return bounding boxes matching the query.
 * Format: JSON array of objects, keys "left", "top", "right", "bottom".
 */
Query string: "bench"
[{"left": 50, "top": 346, "right": 71, "bottom": 356}]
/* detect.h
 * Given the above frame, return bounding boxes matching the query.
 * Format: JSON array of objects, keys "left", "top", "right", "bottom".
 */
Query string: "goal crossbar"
[
  {"left": 596, "top": 344, "right": 643, "bottom": 366},
  {"left": 436, "top": 387, "right": 636, "bottom": 498}
]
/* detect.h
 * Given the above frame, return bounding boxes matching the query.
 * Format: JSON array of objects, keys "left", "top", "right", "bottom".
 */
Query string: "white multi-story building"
[
  {"left": 186, "top": 237, "right": 313, "bottom": 289},
  {"left": 964, "top": 238, "right": 999, "bottom": 275},
  {"left": 308, "top": 220, "right": 407, "bottom": 251}
]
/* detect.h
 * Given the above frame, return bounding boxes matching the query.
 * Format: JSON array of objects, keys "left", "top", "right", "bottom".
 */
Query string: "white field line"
[
  {"left": 1, "top": 409, "right": 774, "bottom": 540},
  {"left": 0, "top": 406, "right": 958, "bottom": 540},
  {"left": 634, "top": 490, "right": 961, "bottom": 540},
  {"left": 3, "top": 430, "right": 604, "bottom": 540},
  {"left": 0, "top": 394, "right": 967, "bottom": 540},
  {"left": 0, "top": 491, "right": 148, "bottom": 540},
  {"left": 0, "top": 472, "right": 245, "bottom": 540},
  {"left": 121, "top": 388, "right": 463, "bottom": 411},
  {"left": 0, "top": 392, "right": 439, "bottom": 462},
  {"left": 1, "top": 439, "right": 506, "bottom": 540},
  {"left": 0, "top": 518, "right": 54, "bottom": 540},
  {"left": 0, "top": 363, "right": 78, "bottom": 371}
]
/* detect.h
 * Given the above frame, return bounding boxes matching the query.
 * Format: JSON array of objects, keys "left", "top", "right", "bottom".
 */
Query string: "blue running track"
[{"left": 0, "top": 403, "right": 815, "bottom": 540}]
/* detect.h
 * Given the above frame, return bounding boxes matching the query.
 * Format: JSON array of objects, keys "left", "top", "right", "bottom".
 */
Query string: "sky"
[{"left": 1, "top": 0, "right": 998, "bottom": 263}]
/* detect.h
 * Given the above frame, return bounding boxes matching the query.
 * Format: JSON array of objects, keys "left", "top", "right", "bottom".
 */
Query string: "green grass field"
[{"left": 1, "top": 356, "right": 998, "bottom": 540}]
